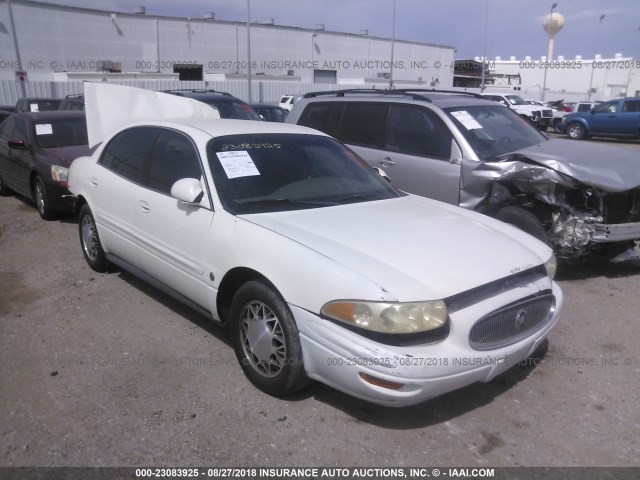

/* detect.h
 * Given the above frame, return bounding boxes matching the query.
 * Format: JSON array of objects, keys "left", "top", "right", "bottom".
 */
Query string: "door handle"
[
  {"left": 139, "top": 200, "right": 151, "bottom": 213},
  {"left": 378, "top": 157, "right": 395, "bottom": 167},
  {"left": 89, "top": 177, "right": 98, "bottom": 187}
]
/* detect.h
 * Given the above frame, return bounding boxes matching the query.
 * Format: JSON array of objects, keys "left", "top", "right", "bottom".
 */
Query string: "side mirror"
[
  {"left": 171, "top": 178, "right": 203, "bottom": 204},
  {"left": 8, "top": 139, "right": 27, "bottom": 150},
  {"left": 373, "top": 167, "right": 391, "bottom": 183}
]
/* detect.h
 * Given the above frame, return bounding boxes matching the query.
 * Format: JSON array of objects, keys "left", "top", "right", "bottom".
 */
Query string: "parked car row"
[
  {"left": 556, "top": 97, "right": 640, "bottom": 141},
  {"left": 0, "top": 90, "right": 301, "bottom": 220},
  {"left": 61, "top": 83, "right": 561, "bottom": 407},
  {"left": 1, "top": 84, "right": 636, "bottom": 408},
  {"left": 482, "top": 93, "right": 554, "bottom": 130}
]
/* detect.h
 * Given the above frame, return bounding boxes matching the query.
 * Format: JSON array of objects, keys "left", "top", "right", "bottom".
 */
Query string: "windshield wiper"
[
  {"left": 239, "top": 198, "right": 338, "bottom": 207},
  {"left": 333, "top": 193, "right": 386, "bottom": 205}
]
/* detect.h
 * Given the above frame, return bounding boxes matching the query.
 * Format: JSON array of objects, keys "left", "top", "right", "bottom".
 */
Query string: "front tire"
[
  {"left": 231, "top": 280, "right": 310, "bottom": 397},
  {"left": 33, "top": 176, "right": 56, "bottom": 220},
  {"left": 566, "top": 122, "right": 586, "bottom": 140},
  {"left": 495, "top": 206, "right": 549, "bottom": 244},
  {"left": 78, "top": 203, "right": 110, "bottom": 272}
]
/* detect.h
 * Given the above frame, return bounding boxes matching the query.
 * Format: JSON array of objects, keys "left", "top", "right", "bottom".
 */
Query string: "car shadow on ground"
[
  {"left": 291, "top": 340, "right": 550, "bottom": 429},
  {"left": 114, "top": 267, "right": 552, "bottom": 428},
  {"left": 11, "top": 192, "right": 76, "bottom": 223},
  {"left": 556, "top": 258, "right": 640, "bottom": 281},
  {"left": 117, "top": 269, "right": 232, "bottom": 348}
]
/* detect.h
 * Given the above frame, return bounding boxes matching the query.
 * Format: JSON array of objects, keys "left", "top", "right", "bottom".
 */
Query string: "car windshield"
[
  {"left": 207, "top": 133, "right": 403, "bottom": 214},
  {"left": 445, "top": 105, "right": 547, "bottom": 161},
  {"left": 207, "top": 100, "right": 262, "bottom": 121},
  {"left": 34, "top": 118, "right": 89, "bottom": 148},
  {"left": 505, "top": 95, "right": 528, "bottom": 106}
]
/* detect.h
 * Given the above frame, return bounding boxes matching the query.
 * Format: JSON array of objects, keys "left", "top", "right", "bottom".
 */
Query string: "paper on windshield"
[
  {"left": 450, "top": 111, "right": 482, "bottom": 130},
  {"left": 35, "top": 124, "right": 53, "bottom": 135},
  {"left": 216, "top": 151, "right": 260, "bottom": 179},
  {"left": 30, "top": 103, "right": 39, "bottom": 112}
]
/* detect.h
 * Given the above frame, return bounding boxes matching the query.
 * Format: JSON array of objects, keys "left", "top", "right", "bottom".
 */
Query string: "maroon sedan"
[{"left": 0, "top": 111, "right": 91, "bottom": 219}]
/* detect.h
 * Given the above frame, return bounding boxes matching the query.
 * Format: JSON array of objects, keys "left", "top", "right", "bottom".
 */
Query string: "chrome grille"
[
  {"left": 542, "top": 109, "right": 553, "bottom": 118},
  {"left": 469, "top": 292, "right": 555, "bottom": 351}
]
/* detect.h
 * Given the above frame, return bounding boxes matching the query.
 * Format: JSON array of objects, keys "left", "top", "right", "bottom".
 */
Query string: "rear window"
[
  {"left": 206, "top": 100, "right": 262, "bottom": 120},
  {"left": 33, "top": 118, "right": 88, "bottom": 148},
  {"left": 298, "top": 102, "right": 389, "bottom": 149}
]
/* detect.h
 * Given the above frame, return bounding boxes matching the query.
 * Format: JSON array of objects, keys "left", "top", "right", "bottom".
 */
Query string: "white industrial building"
[
  {"left": 0, "top": 0, "right": 454, "bottom": 104},
  {"left": 481, "top": 54, "right": 640, "bottom": 102},
  {"left": 1, "top": 0, "right": 637, "bottom": 106}
]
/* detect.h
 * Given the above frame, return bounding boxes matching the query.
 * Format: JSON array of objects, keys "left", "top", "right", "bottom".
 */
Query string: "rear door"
[
  {"left": 93, "top": 126, "right": 159, "bottom": 265},
  {"left": 618, "top": 99, "right": 640, "bottom": 135}
]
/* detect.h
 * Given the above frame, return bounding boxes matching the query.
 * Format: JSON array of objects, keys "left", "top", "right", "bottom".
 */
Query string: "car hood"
[
  {"left": 37, "top": 144, "right": 93, "bottom": 167},
  {"left": 242, "top": 195, "right": 550, "bottom": 301},
  {"left": 509, "top": 139, "right": 640, "bottom": 192}
]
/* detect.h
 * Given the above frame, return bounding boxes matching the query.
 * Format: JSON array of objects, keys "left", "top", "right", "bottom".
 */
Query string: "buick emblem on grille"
[{"left": 514, "top": 308, "right": 528, "bottom": 330}]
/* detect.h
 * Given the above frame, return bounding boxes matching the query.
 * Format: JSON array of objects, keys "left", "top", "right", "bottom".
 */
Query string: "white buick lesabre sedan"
[{"left": 68, "top": 84, "right": 562, "bottom": 407}]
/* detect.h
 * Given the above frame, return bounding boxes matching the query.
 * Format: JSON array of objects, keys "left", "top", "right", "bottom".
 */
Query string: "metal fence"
[{"left": 0, "top": 80, "right": 390, "bottom": 107}]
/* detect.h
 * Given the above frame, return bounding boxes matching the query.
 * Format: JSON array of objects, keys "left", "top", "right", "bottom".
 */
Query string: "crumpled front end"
[{"left": 459, "top": 155, "right": 640, "bottom": 261}]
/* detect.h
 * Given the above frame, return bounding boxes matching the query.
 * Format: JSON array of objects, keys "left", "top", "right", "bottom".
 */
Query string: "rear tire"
[
  {"left": 231, "top": 280, "right": 310, "bottom": 397},
  {"left": 78, "top": 203, "right": 110, "bottom": 272},
  {"left": 566, "top": 122, "right": 586, "bottom": 140},
  {"left": 33, "top": 176, "right": 56, "bottom": 220},
  {"left": 495, "top": 206, "right": 549, "bottom": 244}
]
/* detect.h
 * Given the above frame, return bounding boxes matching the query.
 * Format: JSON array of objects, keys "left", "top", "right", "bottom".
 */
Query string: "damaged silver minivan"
[{"left": 287, "top": 89, "right": 640, "bottom": 263}]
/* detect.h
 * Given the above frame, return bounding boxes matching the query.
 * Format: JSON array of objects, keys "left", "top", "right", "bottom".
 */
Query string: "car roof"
[
  {"left": 120, "top": 118, "right": 325, "bottom": 139},
  {"left": 250, "top": 103, "right": 285, "bottom": 109},
  {"left": 300, "top": 89, "right": 497, "bottom": 109},
  {"left": 162, "top": 90, "right": 242, "bottom": 102}
]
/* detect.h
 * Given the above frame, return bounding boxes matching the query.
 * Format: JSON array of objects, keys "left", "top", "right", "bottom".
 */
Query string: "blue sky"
[{"left": 36, "top": 0, "right": 640, "bottom": 60}]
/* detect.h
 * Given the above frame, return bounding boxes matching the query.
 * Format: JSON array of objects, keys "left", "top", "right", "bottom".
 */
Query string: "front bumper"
[
  {"left": 593, "top": 222, "right": 640, "bottom": 243},
  {"left": 44, "top": 180, "right": 75, "bottom": 212},
  {"left": 293, "top": 279, "right": 562, "bottom": 407}
]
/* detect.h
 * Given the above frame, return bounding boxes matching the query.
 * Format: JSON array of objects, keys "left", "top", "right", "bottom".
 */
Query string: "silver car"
[{"left": 287, "top": 89, "right": 640, "bottom": 263}]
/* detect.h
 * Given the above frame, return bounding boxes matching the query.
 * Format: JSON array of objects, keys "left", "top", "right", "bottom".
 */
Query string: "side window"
[
  {"left": 622, "top": 100, "right": 640, "bottom": 113},
  {"left": 0, "top": 118, "right": 16, "bottom": 141},
  {"left": 13, "top": 118, "right": 29, "bottom": 143},
  {"left": 338, "top": 103, "right": 388, "bottom": 148},
  {"left": 148, "top": 130, "right": 203, "bottom": 195},
  {"left": 99, "top": 127, "right": 158, "bottom": 184},
  {"left": 594, "top": 101, "right": 618, "bottom": 114},
  {"left": 386, "top": 106, "right": 453, "bottom": 159},
  {"left": 297, "top": 103, "right": 345, "bottom": 137}
]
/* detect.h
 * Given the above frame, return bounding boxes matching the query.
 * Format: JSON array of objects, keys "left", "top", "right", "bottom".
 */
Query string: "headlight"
[
  {"left": 544, "top": 253, "right": 557, "bottom": 280},
  {"left": 321, "top": 300, "right": 448, "bottom": 334},
  {"left": 51, "top": 165, "right": 69, "bottom": 182}
]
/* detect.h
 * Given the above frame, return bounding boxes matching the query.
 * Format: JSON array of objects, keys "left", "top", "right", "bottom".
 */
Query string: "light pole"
[
  {"left": 7, "top": 0, "right": 26, "bottom": 98},
  {"left": 480, "top": 0, "right": 488, "bottom": 92},
  {"left": 587, "top": 14, "right": 605, "bottom": 101},
  {"left": 541, "top": 3, "right": 563, "bottom": 101},
  {"left": 389, "top": 0, "right": 396, "bottom": 89},
  {"left": 246, "top": 0, "right": 252, "bottom": 102}
]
